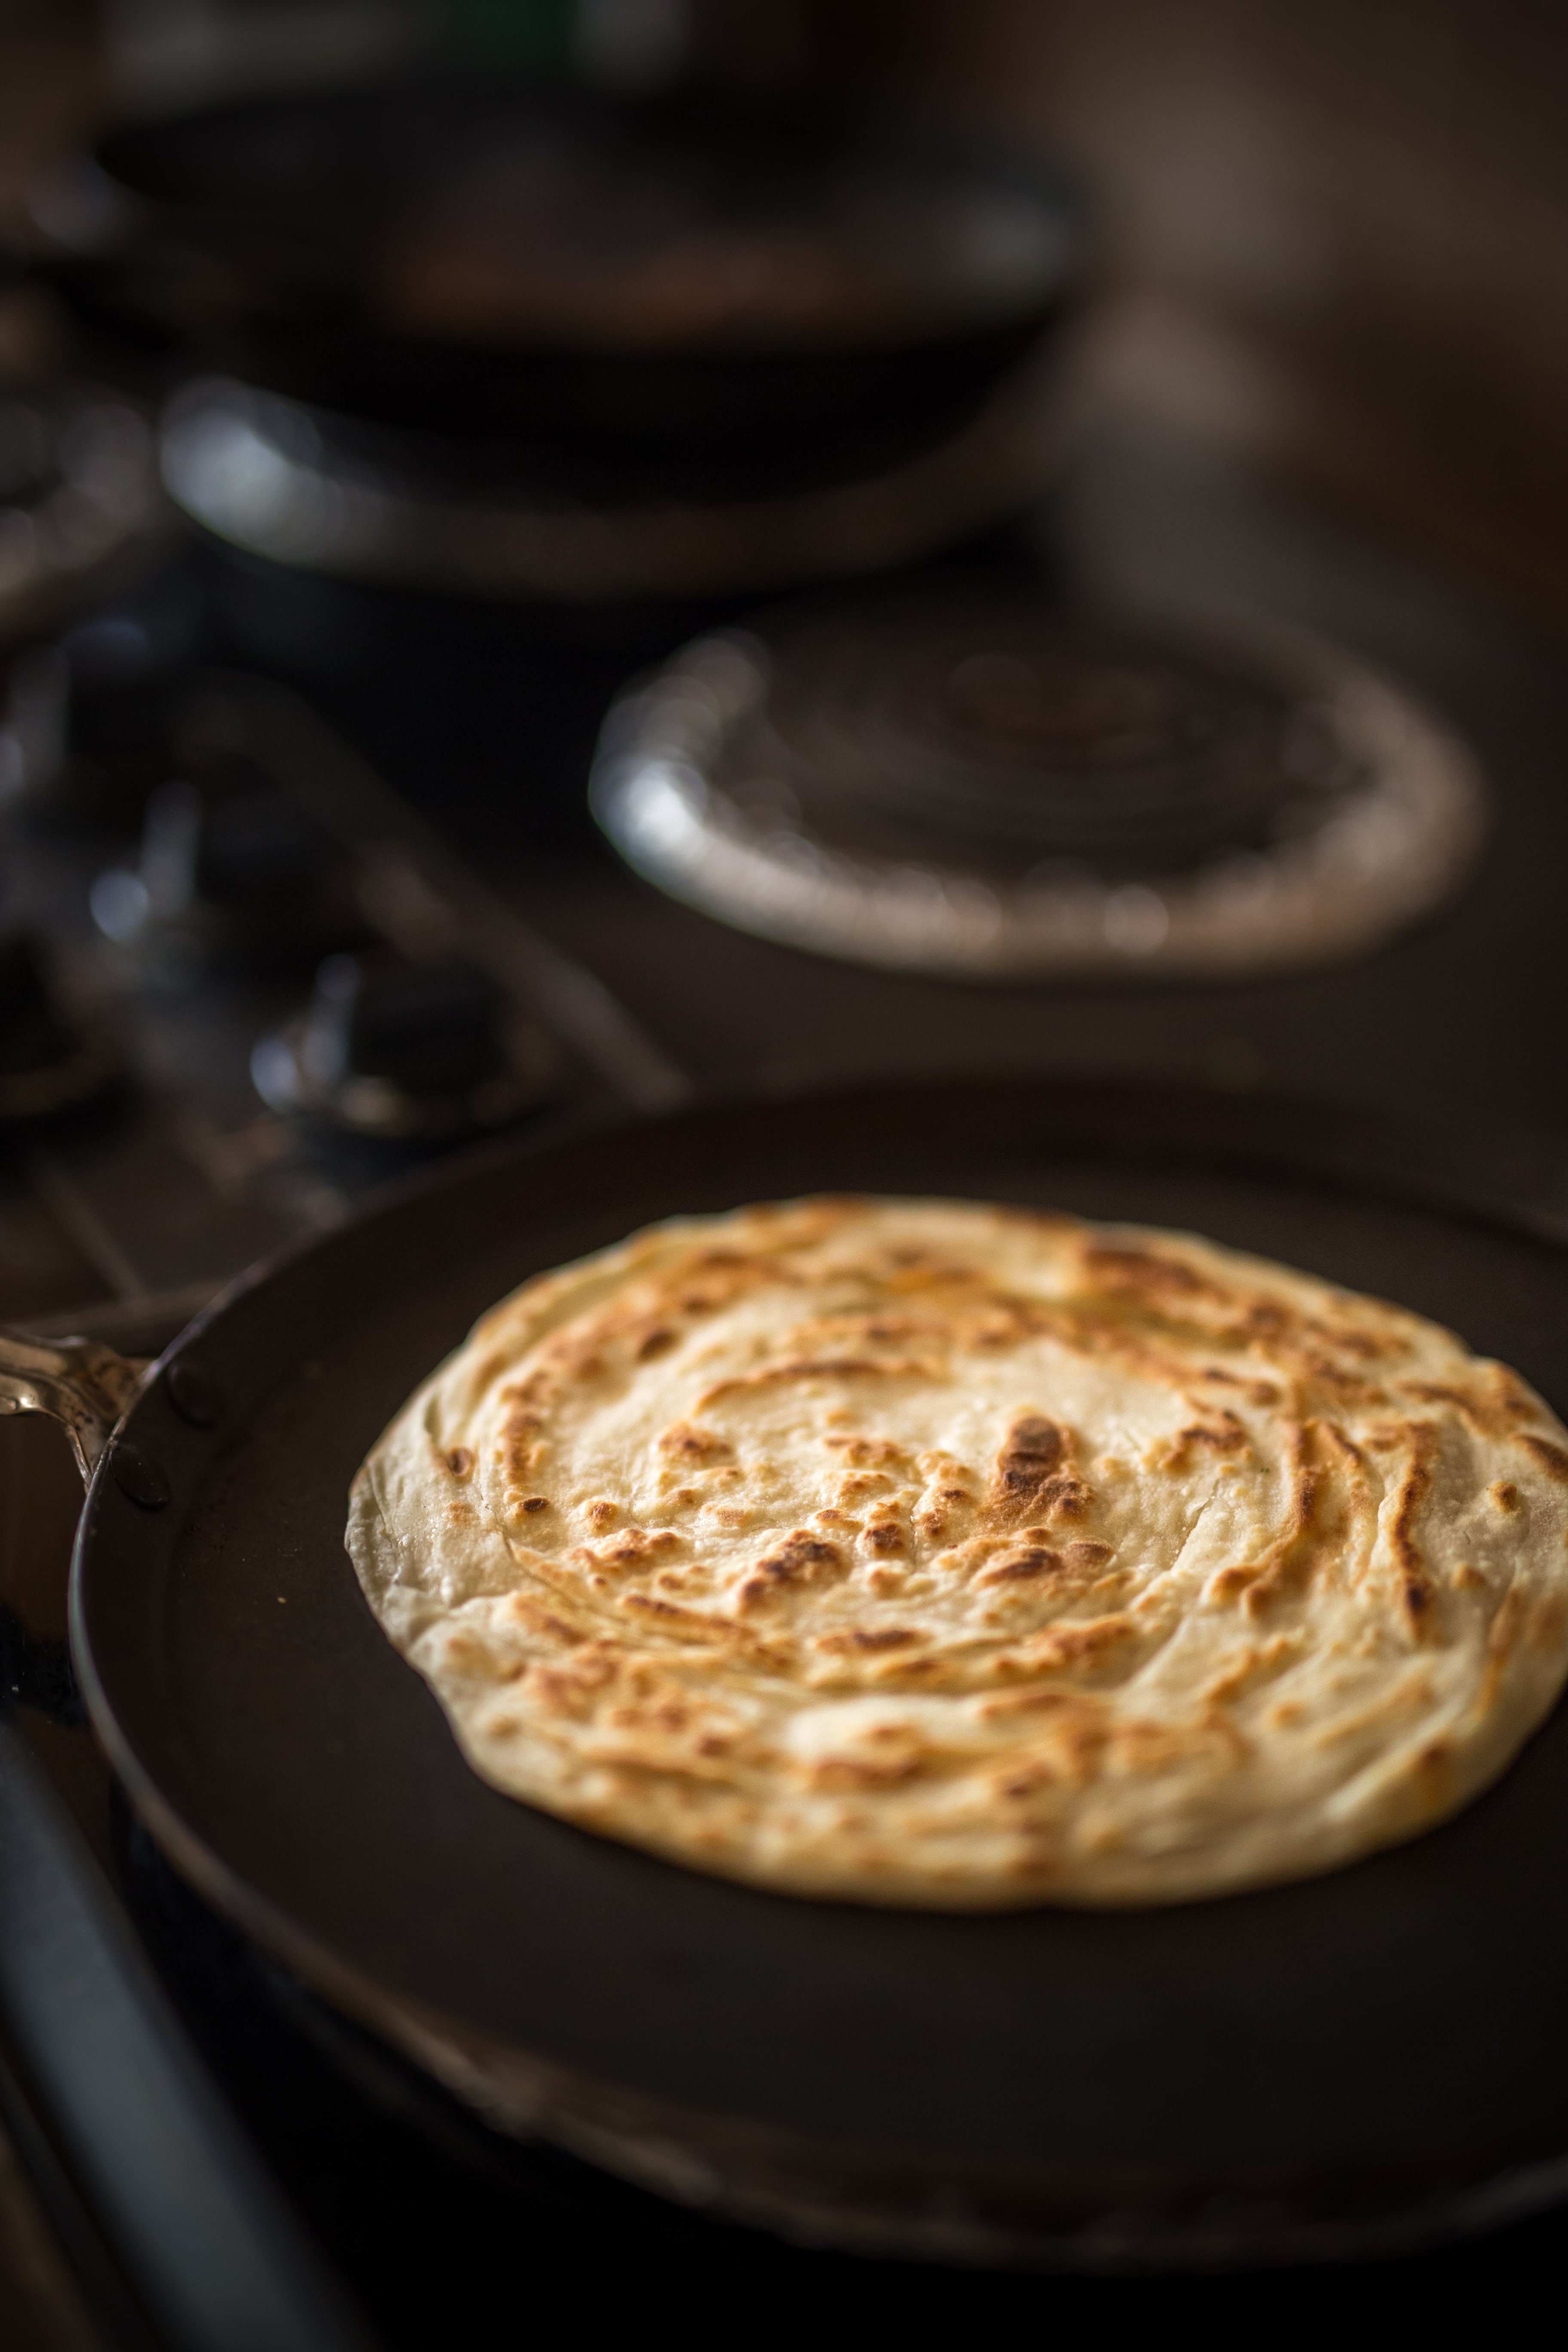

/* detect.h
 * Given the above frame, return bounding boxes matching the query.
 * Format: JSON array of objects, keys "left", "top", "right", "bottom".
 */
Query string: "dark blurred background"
[
  {"left": 834, "top": 0, "right": 1568, "bottom": 628},
  {"left": 9, "top": 0, "right": 1568, "bottom": 623}
]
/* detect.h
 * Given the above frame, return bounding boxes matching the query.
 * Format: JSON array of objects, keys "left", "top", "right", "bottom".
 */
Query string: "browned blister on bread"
[{"left": 346, "top": 1197, "right": 1568, "bottom": 1907}]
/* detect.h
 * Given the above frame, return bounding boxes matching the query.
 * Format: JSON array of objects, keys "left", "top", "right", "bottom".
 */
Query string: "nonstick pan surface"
[{"left": 69, "top": 1081, "right": 1568, "bottom": 2269}]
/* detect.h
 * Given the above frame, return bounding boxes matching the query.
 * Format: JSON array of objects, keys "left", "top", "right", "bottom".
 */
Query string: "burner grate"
[
  {"left": 592, "top": 590, "right": 1487, "bottom": 981},
  {"left": 729, "top": 603, "right": 1368, "bottom": 878}
]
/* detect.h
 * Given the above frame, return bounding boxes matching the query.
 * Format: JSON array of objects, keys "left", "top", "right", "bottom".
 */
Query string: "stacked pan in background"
[{"left": 14, "top": 67, "right": 1086, "bottom": 861}]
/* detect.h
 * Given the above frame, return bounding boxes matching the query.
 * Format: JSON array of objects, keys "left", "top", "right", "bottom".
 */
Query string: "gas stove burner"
[
  {"left": 159, "top": 364, "right": 1065, "bottom": 603},
  {"left": 591, "top": 591, "right": 1487, "bottom": 980},
  {"left": 89, "top": 764, "right": 370, "bottom": 972},
  {"left": 0, "top": 386, "right": 165, "bottom": 643},
  {"left": 0, "top": 931, "right": 117, "bottom": 1124},
  {"left": 252, "top": 947, "right": 558, "bottom": 1145}
]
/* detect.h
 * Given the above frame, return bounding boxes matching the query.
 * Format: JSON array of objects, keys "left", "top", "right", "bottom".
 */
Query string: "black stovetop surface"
[{"left": 258, "top": 426, "right": 1568, "bottom": 1155}]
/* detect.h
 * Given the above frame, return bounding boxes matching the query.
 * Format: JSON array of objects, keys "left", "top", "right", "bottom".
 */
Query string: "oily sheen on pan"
[{"left": 346, "top": 1197, "right": 1568, "bottom": 1906}]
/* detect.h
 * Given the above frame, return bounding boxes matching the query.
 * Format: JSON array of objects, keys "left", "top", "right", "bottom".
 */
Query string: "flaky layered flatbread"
[{"left": 348, "top": 1197, "right": 1568, "bottom": 1906}]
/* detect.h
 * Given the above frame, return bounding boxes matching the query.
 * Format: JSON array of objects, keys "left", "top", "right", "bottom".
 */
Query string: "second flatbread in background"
[{"left": 348, "top": 1197, "right": 1568, "bottom": 1907}]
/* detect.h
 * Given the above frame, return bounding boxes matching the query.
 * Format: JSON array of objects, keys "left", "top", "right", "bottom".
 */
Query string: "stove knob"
[
  {"left": 90, "top": 776, "right": 367, "bottom": 968},
  {"left": 0, "top": 932, "right": 116, "bottom": 1124},
  {"left": 52, "top": 576, "right": 204, "bottom": 823},
  {"left": 251, "top": 949, "right": 557, "bottom": 1142}
]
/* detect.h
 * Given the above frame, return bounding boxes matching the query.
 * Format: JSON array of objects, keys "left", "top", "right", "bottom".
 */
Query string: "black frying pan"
[
  {"left": 31, "top": 80, "right": 1084, "bottom": 502},
  {"left": 41, "top": 1079, "right": 1568, "bottom": 2270}
]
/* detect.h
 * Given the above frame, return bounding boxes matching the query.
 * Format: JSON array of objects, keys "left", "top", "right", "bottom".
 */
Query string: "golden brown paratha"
[{"left": 346, "top": 1197, "right": 1568, "bottom": 1906}]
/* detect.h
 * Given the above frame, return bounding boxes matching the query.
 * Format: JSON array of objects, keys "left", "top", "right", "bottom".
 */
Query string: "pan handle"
[
  {"left": 0, "top": 1331, "right": 145, "bottom": 1485},
  {"left": 1, "top": 1322, "right": 381, "bottom": 2347}
]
